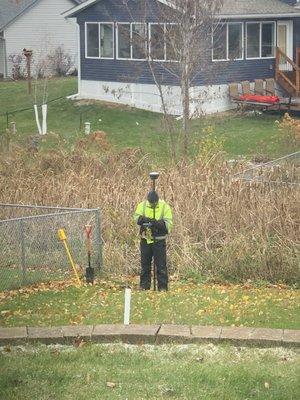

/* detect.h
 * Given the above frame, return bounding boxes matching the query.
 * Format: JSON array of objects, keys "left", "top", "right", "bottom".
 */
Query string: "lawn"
[
  {"left": 0, "top": 77, "right": 294, "bottom": 160},
  {"left": 1, "top": 277, "right": 299, "bottom": 330},
  {"left": 0, "top": 343, "right": 299, "bottom": 400}
]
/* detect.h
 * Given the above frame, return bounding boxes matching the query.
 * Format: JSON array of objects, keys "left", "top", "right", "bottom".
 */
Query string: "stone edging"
[{"left": 0, "top": 324, "right": 299, "bottom": 348}]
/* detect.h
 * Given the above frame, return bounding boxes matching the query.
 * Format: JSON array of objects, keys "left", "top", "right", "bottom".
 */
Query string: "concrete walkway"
[{"left": 0, "top": 324, "right": 299, "bottom": 348}]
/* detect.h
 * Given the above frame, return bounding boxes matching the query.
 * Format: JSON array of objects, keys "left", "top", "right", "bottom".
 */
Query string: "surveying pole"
[{"left": 149, "top": 172, "right": 159, "bottom": 291}]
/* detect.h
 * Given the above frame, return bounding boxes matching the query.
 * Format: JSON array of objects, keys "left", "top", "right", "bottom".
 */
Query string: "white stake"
[
  {"left": 124, "top": 287, "right": 131, "bottom": 325},
  {"left": 34, "top": 105, "right": 42, "bottom": 134},
  {"left": 42, "top": 104, "right": 47, "bottom": 135}
]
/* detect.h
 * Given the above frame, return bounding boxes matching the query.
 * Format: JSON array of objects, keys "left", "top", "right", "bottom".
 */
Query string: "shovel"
[{"left": 85, "top": 225, "right": 94, "bottom": 284}]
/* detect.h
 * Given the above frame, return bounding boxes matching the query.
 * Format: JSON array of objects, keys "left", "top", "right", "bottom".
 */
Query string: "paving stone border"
[{"left": 0, "top": 325, "right": 299, "bottom": 348}]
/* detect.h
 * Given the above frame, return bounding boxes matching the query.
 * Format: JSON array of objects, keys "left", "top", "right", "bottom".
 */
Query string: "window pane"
[
  {"left": 118, "top": 24, "right": 130, "bottom": 58},
  {"left": 213, "top": 24, "right": 227, "bottom": 60},
  {"left": 150, "top": 24, "right": 165, "bottom": 60},
  {"left": 132, "top": 23, "right": 147, "bottom": 59},
  {"left": 86, "top": 24, "right": 99, "bottom": 57},
  {"left": 247, "top": 23, "right": 260, "bottom": 58},
  {"left": 261, "top": 23, "right": 274, "bottom": 57},
  {"left": 100, "top": 24, "right": 113, "bottom": 58},
  {"left": 228, "top": 23, "right": 243, "bottom": 59},
  {"left": 166, "top": 24, "right": 181, "bottom": 61}
]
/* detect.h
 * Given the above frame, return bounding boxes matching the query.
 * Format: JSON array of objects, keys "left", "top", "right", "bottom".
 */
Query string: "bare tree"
[{"left": 118, "top": 0, "right": 225, "bottom": 158}]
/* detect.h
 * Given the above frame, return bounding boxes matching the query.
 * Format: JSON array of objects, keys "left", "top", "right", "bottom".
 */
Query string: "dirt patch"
[{"left": 74, "top": 98, "right": 131, "bottom": 110}]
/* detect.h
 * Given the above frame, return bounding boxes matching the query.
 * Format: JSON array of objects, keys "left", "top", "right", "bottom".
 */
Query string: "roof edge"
[{"left": 63, "top": 0, "right": 172, "bottom": 18}]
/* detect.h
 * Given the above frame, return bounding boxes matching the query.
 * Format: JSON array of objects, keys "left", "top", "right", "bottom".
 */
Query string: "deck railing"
[{"left": 275, "top": 47, "right": 300, "bottom": 95}]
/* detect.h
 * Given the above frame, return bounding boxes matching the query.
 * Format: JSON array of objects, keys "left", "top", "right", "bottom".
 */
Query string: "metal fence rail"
[{"left": 0, "top": 204, "right": 102, "bottom": 291}]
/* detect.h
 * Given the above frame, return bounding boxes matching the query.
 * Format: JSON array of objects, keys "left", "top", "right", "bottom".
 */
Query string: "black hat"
[{"left": 147, "top": 190, "right": 159, "bottom": 204}]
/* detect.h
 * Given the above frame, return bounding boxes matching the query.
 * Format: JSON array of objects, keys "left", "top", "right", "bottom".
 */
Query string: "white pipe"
[
  {"left": 124, "top": 287, "right": 131, "bottom": 325},
  {"left": 42, "top": 104, "right": 47, "bottom": 135},
  {"left": 34, "top": 104, "right": 42, "bottom": 134}
]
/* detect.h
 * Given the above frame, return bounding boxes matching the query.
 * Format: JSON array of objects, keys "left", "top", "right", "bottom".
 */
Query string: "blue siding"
[{"left": 77, "top": 0, "right": 300, "bottom": 87}]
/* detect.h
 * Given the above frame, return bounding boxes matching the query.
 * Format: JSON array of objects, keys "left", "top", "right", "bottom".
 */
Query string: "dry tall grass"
[{"left": 0, "top": 145, "right": 299, "bottom": 284}]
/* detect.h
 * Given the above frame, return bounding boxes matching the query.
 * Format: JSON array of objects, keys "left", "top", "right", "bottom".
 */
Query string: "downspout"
[{"left": 0, "top": 34, "right": 7, "bottom": 79}]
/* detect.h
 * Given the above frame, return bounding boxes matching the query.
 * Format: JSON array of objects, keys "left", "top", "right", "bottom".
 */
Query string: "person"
[{"left": 133, "top": 190, "right": 173, "bottom": 291}]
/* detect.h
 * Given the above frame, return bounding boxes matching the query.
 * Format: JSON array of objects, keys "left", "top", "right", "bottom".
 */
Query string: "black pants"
[{"left": 140, "top": 239, "right": 168, "bottom": 290}]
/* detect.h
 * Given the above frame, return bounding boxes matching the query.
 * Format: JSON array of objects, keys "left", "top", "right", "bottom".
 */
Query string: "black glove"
[
  {"left": 137, "top": 216, "right": 151, "bottom": 226},
  {"left": 151, "top": 219, "right": 167, "bottom": 234}
]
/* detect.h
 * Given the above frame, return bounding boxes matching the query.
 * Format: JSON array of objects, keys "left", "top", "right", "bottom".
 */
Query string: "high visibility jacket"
[{"left": 133, "top": 199, "right": 173, "bottom": 244}]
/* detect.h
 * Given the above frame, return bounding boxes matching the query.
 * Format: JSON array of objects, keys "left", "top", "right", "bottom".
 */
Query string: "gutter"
[{"left": 217, "top": 13, "right": 300, "bottom": 19}]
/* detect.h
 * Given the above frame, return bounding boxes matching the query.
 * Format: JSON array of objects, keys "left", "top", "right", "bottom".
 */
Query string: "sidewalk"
[{"left": 0, "top": 324, "right": 299, "bottom": 347}]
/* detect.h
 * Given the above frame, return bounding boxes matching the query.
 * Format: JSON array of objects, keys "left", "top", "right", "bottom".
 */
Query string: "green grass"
[
  {"left": 0, "top": 77, "right": 296, "bottom": 161},
  {"left": 1, "top": 278, "right": 299, "bottom": 329},
  {"left": 0, "top": 343, "right": 299, "bottom": 399}
]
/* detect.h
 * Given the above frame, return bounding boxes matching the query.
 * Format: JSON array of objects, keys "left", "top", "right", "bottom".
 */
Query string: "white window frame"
[
  {"left": 131, "top": 22, "right": 148, "bottom": 61},
  {"left": 99, "top": 22, "right": 114, "bottom": 59},
  {"left": 246, "top": 21, "right": 276, "bottom": 60},
  {"left": 116, "top": 22, "right": 147, "bottom": 61},
  {"left": 85, "top": 22, "right": 100, "bottom": 59},
  {"left": 228, "top": 22, "right": 244, "bottom": 61},
  {"left": 85, "top": 22, "right": 114, "bottom": 59},
  {"left": 165, "top": 23, "right": 180, "bottom": 63},
  {"left": 149, "top": 22, "right": 167, "bottom": 62},
  {"left": 212, "top": 22, "right": 244, "bottom": 62}
]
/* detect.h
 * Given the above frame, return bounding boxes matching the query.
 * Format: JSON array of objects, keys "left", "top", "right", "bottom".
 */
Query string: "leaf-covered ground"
[
  {"left": 0, "top": 343, "right": 299, "bottom": 400},
  {"left": 0, "top": 276, "right": 299, "bottom": 329}
]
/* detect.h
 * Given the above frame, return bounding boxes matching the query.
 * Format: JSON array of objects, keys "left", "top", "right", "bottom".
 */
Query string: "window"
[
  {"left": 132, "top": 23, "right": 147, "bottom": 59},
  {"left": 100, "top": 23, "right": 114, "bottom": 58},
  {"left": 212, "top": 23, "right": 243, "bottom": 61},
  {"left": 150, "top": 24, "right": 165, "bottom": 60},
  {"left": 246, "top": 22, "right": 275, "bottom": 59},
  {"left": 261, "top": 23, "right": 275, "bottom": 58},
  {"left": 86, "top": 23, "right": 99, "bottom": 58},
  {"left": 86, "top": 22, "right": 114, "bottom": 59},
  {"left": 117, "top": 23, "right": 147, "bottom": 60},
  {"left": 228, "top": 23, "right": 243, "bottom": 60},
  {"left": 117, "top": 23, "right": 131, "bottom": 59},
  {"left": 166, "top": 24, "right": 181, "bottom": 61}
]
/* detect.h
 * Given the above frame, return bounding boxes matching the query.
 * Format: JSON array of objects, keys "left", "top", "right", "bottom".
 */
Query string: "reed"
[{"left": 0, "top": 146, "right": 299, "bottom": 284}]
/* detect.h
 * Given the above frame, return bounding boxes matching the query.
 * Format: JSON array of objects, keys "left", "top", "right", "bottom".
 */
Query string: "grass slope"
[
  {"left": 1, "top": 278, "right": 299, "bottom": 329},
  {"left": 0, "top": 343, "right": 299, "bottom": 400},
  {"left": 0, "top": 77, "right": 293, "bottom": 160}
]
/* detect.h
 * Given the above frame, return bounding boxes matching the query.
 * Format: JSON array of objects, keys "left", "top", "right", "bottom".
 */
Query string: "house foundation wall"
[{"left": 79, "top": 80, "right": 235, "bottom": 115}]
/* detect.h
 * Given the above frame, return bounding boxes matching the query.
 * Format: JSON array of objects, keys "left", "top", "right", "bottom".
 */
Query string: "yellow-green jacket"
[{"left": 133, "top": 199, "right": 173, "bottom": 244}]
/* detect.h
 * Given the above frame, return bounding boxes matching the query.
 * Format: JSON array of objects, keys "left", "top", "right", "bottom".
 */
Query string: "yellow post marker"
[{"left": 58, "top": 229, "right": 81, "bottom": 286}]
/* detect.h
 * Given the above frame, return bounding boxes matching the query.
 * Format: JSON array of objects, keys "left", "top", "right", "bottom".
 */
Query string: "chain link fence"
[
  {"left": 233, "top": 151, "right": 300, "bottom": 186},
  {"left": 0, "top": 204, "right": 102, "bottom": 291}
]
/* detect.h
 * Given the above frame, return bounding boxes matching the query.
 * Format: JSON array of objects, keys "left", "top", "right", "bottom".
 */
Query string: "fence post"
[
  {"left": 19, "top": 219, "right": 26, "bottom": 284},
  {"left": 94, "top": 209, "right": 102, "bottom": 271}
]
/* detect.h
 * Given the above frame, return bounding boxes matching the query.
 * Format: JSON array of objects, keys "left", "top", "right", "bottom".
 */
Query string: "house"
[
  {"left": 63, "top": 0, "right": 300, "bottom": 115},
  {"left": 0, "top": 0, "right": 84, "bottom": 78}
]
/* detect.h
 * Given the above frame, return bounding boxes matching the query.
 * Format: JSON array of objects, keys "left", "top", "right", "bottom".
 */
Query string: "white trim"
[
  {"left": 63, "top": 0, "right": 173, "bottom": 18},
  {"left": 277, "top": 20, "right": 293, "bottom": 60},
  {"left": 246, "top": 21, "right": 276, "bottom": 60},
  {"left": 85, "top": 21, "right": 114, "bottom": 59},
  {"left": 217, "top": 13, "right": 300, "bottom": 19},
  {"left": 85, "top": 21, "right": 100, "bottom": 59}
]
